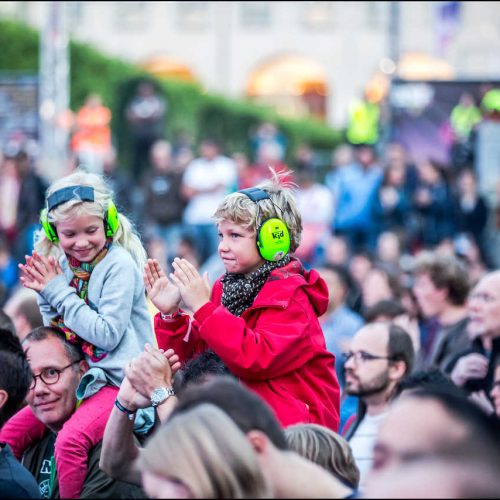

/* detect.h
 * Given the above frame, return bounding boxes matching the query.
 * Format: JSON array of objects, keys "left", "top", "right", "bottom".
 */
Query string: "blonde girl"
[{"left": 1, "top": 170, "right": 154, "bottom": 498}]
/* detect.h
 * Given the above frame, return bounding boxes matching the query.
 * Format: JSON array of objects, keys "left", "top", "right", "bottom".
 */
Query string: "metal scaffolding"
[{"left": 39, "top": 1, "right": 70, "bottom": 181}]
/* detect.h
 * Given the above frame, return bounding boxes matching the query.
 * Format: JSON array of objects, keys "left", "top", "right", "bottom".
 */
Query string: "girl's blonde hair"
[
  {"left": 138, "top": 403, "right": 272, "bottom": 499},
  {"left": 285, "top": 423, "right": 360, "bottom": 489},
  {"left": 214, "top": 168, "right": 302, "bottom": 253},
  {"left": 34, "top": 170, "right": 146, "bottom": 268}
]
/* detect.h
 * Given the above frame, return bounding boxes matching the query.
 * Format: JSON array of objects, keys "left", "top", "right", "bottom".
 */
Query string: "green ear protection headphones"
[
  {"left": 40, "top": 185, "right": 119, "bottom": 243},
  {"left": 239, "top": 187, "right": 291, "bottom": 262}
]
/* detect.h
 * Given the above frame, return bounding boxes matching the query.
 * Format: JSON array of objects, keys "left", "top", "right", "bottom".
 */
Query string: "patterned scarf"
[
  {"left": 51, "top": 238, "right": 112, "bottom": 362},
  {"left": 221, "top": 255, "right": 291, "bottom": 317}
]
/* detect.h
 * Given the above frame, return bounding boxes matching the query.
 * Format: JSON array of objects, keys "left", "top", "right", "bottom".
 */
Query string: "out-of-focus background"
[{"left": 1, "top": 1, "right": 500, "bottom": 305}]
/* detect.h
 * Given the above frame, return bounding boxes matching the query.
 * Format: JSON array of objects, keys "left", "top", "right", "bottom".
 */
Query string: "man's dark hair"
[
  {"left": 408, "top": 387, "right": 500, "bottom": 464},
  {"left": 24, "top": 326, "right": 84, "bottom": 365},
  {"left": 0, "top": 328, "right": 32, "bottom": 428},
  {"left": 388, "top": 323, "right": 415, "bottom": 377},
  {"left": 364, "top": 299, "right": 406, "bottom": 323},
  {"left": 174, "top": 350, "right": 232, "bottom": 394},
  {"left": 0, "top": 310, "right": 15, "bottom": 335},
  {"left": 394, "top": 368, "right": 462, "bottom": 399},
  {"left": 412, "top": 251, "right": 470, "bottom": 306},
  {"left": 170, "top": 375, "right": 288, "bottom": 450},
  {"left": 321, "top": 263, "right": 355, "bottom": 292}
]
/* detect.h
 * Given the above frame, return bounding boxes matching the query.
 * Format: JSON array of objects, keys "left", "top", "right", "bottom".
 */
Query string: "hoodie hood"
[{"left": 263, "top": 258, "right": 329, "bottom": 316}]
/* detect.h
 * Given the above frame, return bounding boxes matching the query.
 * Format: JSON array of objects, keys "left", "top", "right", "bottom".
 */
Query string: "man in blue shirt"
[{"left": 326, "top": 144, "right": 383, "bottom": 252}]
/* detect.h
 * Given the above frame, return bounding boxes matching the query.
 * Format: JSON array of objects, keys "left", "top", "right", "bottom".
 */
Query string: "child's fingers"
[
  {"left": 29, "top": 256, "right": 48, "bottom": 275},
  {"left": 169, "top": 272, "right": 184, "bottom": 290},
  {"left": 174, "top": 258, "right": 197, "bottom": 280},
  {"left": 152, "top": 259, "right": 166, "bottom": 279},
  {"left": 172, "top": 260, "right": 190, "bottom": 284},
  {"left": 23, "top": 264, "right": 44, "bottom": 282},
  {"left": 203, "top": 271, "right": 210, "bottom": 289},
  {"left": 144, "top": 261, "right": 154, "bottom": 288}
]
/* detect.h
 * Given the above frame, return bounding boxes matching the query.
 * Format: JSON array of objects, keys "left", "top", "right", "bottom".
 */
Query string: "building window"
[
  {"left": 366, "top": 1, "right": 389, "bottom": 30},
  {"left": 113, "top": 2, "right": 148, "bottom": 31},
  {"left": 177, "top": 2, "right": 209, "bottom": 30},
  {"left": 301, "top": 2, "right": 334, "bottom": 30},
  {"left": 240, "top": 2, "right": 271, "bottom": 28}
]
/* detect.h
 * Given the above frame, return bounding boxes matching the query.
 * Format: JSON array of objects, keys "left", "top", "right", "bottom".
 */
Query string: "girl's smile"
[{"left": 56, "top": 214, "right": 107, "bottom": 262}]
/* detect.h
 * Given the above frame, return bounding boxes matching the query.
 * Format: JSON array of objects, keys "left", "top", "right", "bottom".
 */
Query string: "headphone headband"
[
  {"left": 47, "top": 186, "right": 94, "bottom": 212},
  {"left": 239, "top": 187, "right": 270, "bottom": 203}
]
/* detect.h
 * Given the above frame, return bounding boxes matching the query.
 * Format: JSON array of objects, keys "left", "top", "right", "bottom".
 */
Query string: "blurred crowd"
[{"left": 1, "top": 82, "right": 500, "bottom": 498}]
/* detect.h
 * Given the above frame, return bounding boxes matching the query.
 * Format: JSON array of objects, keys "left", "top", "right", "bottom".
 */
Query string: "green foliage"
[{"left": 0, "top": 18, "right": 342, "bottom": 171}]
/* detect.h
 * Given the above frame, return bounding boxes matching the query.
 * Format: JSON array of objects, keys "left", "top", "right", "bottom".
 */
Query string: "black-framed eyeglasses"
[
  {"left": 342, "top": 351, "right": 395, "bottom": 364},
  {"left": 30, "top": 360, "right": 82, "bottom": 390}
]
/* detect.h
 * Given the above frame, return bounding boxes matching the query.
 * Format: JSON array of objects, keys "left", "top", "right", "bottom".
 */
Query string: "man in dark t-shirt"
[{"left": 22, "top": 435, "right": 142, "bottom": 499}]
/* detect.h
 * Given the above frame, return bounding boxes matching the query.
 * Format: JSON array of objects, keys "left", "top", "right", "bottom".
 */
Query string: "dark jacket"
[
  {"left": 444, "top": 335, "right": 500, "bottom": 394},
  {"left": 141, "top": 170, "right": 185, "bottom": 226}
]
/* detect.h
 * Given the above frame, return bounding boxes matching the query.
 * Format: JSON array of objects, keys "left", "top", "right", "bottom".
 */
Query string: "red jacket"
[{"left": 154, "top": 259, "right": 340, "bottom": 431}]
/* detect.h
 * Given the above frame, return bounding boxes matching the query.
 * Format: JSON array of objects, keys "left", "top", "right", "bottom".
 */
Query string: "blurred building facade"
[{"left": 1, "top": 1, "right": 500, "bottom": 128}]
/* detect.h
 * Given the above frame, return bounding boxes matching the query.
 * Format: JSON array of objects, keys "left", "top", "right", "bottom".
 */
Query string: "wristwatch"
[{"left": 150, "top": 386, "right": 175, "bottom": 407}]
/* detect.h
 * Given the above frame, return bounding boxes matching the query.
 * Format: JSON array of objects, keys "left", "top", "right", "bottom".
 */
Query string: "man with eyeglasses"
[
  {"left": 0, "top": 326, "right": 144, "bottom": 499},
  {"left": 341, "top": 321, "right": 414, "bottom": 490},
  {"left": 446, "top": 270, "right": 500, "bottom": 410}
]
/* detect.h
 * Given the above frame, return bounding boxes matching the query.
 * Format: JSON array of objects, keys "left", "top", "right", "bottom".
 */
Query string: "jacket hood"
[{"left": 264, "top": 258, "right": 329, "bottom": 316}]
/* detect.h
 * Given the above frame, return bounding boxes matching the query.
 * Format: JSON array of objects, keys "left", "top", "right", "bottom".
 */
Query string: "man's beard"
[{"left": 346, "top": 370, "right": 391, "bottom": 398}]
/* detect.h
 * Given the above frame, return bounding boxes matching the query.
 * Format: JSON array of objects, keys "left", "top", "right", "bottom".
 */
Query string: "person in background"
[
  {"left": 181, "top": 138, "right": 237, "bottom": 265},
  {"left": 285, "top": 422, "right": 360, "bottom": 491},
  {"left": 0, "top": 232, "right": 18, "bottom": 307},
  {"left": 138, "top": 403, "right": 272, "bottom": 499},
  {"left": 126, "top": 81, "right": 167, "bottom": 182},
  {"left": 0, "top": 328, "right": 40, "bottom": 498},
  {"left": 327, "top": 144, "right": 383, "bottom": 253},
  {"left": 13, "top": 149, "right": 48, "bottom": 263},
  {"left": 446, "top": 271, "right": 500, "bottom": 410},
  {"left": 141, "top": 140, "right": 186, "bottom": 262},
  {"left": 411, "top": 250, "right": 471, "bottom": 371},
  {"left": 3, "top": 288, "right": 43, "bottom": 341},
  {"left": 367, "top": 387, "right": 500, "bottom": 496},
  {"left": 4, "top": 327, "right": 145, "bottom": 498},
  {"left": 342, "top": 322, "right": 414, "bottom": 489},
  {"left": 452, "top": 168, "right": 490, "bottom": 265},
  {"left": 70, "top": 93, "right": 112, "bottom": 175}
]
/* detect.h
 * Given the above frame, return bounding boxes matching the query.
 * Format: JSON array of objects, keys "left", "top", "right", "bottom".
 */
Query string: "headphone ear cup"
[
  {"left": 105, "top": 201, "right": 119, "bottom": 237},
  {"left": 40, "top": 209, "right": 59, "bottom": 243},
  {"left": 257, "top": 218, "right": 290, "bottom": 261}
]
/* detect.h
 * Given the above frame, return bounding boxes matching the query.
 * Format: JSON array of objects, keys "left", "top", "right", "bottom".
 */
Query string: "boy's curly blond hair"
[{"left": 214, "top": 168, "right": 302, "bottom": 253}]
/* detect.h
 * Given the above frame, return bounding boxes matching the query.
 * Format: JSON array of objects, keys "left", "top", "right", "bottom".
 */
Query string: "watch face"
[
  {"left": 152, "top": 388, "right": 167, "bottom": 405},
  {"left": 151, "top": 387, "right": 174, "bottom": 406}
]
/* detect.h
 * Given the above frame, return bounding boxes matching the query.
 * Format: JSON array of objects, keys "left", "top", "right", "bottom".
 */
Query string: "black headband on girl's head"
[{"left": 47, "top": 186, "right": 94, "bottom": 212}]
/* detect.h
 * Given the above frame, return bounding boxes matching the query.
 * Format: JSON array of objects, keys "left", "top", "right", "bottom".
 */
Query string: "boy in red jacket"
[{"left": 144, "top": 170, "right": 341, "bottom": 430}]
